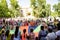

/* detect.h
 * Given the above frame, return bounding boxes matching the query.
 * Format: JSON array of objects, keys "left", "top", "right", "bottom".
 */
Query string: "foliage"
[
  {"left": 53, "top": 2, "right": 60, "bottom": 17},
  {"left": 0, "top": 0, "right": 59, "bottom": 18},
  {"left": 0, "top": 0, "right": 21, "bottom": 18},
  {"left": 10, "top": 0, "right": 21, "bottom": 17},
  {"left": 46, "top": 4, "right": 51, "bottom": 17},
  {"left": 30, "top": 0, "right": 50, "bottom": 18},
  {"left": 0, "top": 0, "right": 11, "bottom": 18},
  {"left": 51, "top": 12, "right": 58, "bottom": 17}
]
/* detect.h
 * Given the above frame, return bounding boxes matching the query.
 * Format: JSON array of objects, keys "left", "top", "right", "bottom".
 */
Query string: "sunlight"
[
  {"left": 18, "top": 0, "right": 30, "bottom": 8},
  {"left": 0, "top": 0, "right": 1, "bottom": 3}
]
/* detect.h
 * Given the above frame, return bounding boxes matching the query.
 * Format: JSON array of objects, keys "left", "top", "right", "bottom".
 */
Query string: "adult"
[
  {"left": 1, "top": 30, "right": 6, "bottom": 40},
  {"left": 46, "top": 28, "right": 57, "bottom": 40},
  {"left": 14, "top": 26, "right": 21, "bottom": 40},
  {"left": 29, "top": 29, "right": 35, "bottom": 40},
  {"left": 38, "top": 26, "right": 48, "bottom": 40},
  {"left": 22, "top": 29, "right": 27, "bottom": 40},
  {"left": 55, "top": 22, "right": 60, "bottom": 40},
  {"left": 6, "top": 30, "right": 11, "bottom": 40}
]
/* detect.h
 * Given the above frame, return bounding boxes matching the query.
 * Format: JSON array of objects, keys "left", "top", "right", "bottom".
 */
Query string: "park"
[{"left": 0, "top": 0, "right": 60, "bottom": 40}]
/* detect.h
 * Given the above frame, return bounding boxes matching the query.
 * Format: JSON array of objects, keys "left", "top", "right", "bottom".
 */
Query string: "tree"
[
  {"left": 53, "top": 2, "right": 60, "bottom": 17},
  {"left": 46, "top": 4, "right": 51, "bottom": 17},
  {"left": 10, "top": 0, "right": 21, "bottom": 17},
  {"left": 0, "top": 0, "right": 11, "bottom": 18},
  {"left": 30, "top": 0, "right": 47, "bottom": 18},
  {"left": 10, "top": 0, "right": 19, "bottom": 9},
  {"left": 0, "top": 0, "right": 21, "bottom": 18}
]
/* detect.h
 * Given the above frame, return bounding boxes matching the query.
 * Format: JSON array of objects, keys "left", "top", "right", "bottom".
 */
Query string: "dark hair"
[
  {"left": 30, "top": 29, "right": 33, "bottom": 32},
  {"left": 2, "top": 30, "right": 5, "bottom": 33},
  {"left": 48, "top": 28, "right": 52, "bottom": 33},
  {"left": 11, "top": 34, "right": 14, "bottom": 40},
  {"left": 15, "top": 26, "right": 19, "bottom": 38},
  {"left": 41, "top": 26, "right": 44, "bottom": 30},
  {"left": 23, "top": 29, "right": 26, "bottom": 38},
  {"left": 3, "top": 19, "right": 5, "bottom": 23},
  {"left": 57, "top": 22, "right": 60, "bottom": 30},
  {"left": 28, "top": 21, "right": 30, "bottom": 23},
  {"left": 27, "top": 36, "right": 30, "bottom": 40},
  {"left": 5, "top": 30, "right": 9, "bottom": 37},
  {"left": 23, "top": 29, "right": 26, "bottom": 34},
  {"left": 35, "top": 37, "right": 38, "bottom": 40},
  {"left": 50, "top": 18, "right": 52, "bottom": 21},
  {"left": 6, "top": 21, "right": 8, "bottom": 25},
  {"left": 2, "top": 26, "right": 5, "bottom": 29}
]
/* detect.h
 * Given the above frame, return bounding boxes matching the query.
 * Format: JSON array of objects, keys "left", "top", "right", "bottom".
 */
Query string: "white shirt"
[
  {"left": 56, "top": 30, "right": 60, "bottom": 36},
  {"left": 46, "top": 32, "right": 57, "bottom": 40}
]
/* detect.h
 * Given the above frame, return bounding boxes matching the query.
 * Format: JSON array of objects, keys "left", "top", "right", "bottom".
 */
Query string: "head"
[
  {"left": 3, "top": 19, "right": 5, "bottom": 23},
  {"left": 57, "top": 22, "right": 60, "bottom": 30},
  {"left": 30, "top": 29, "right": 33, "bottom": 33},
  {"left": 50, "top": 18, "right": 52, "bottom": 21},
  {"left": 48, "top": 28, "right": 52, "bottom": 33},
  {"left": 5, "top": 30, "right": 9, "bottom": 37},
  {"left": 11, "top": 34, "right": 14, "bottom": 40},
  {"left": 6, "top": 21, "right": 8, "bottom": 25},
  {"left": 2, "top": 26, "right": 5, "bottom": 29},
  {"left": 23, "top": 29, "right": 26, "bottom": 34},
  {"left": 15, "top": 26, "right": 19, "bottom": 38},
  {"left": 15, "top": 26, "right": 19, "bottom": 31},
  {"left": 1, "top": 30, "right": 5, "bottom": 36},
  {"left": 35, "top": 37, "right": 38, "bottom": 40},
  {"left": 41, "top": 26, "right": 44, "bottom": 30},
  {"left": 2, "top": 30, "right": 5, "bottom": 34},
  {"left": 20, "top": 20, "right": 22, "bottom": 23},
  {"left": 28, "top": 20, "right": 30, "bottom": 23}
]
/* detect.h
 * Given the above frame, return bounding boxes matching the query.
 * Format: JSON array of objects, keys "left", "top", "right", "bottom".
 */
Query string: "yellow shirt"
[{"left": 6, "top": 34, "right": 11, "bottom": 40}]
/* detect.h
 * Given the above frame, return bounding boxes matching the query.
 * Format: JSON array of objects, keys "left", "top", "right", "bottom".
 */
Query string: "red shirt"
[{"left": 22, "top": 33, "right": 27, "bottom": 40}]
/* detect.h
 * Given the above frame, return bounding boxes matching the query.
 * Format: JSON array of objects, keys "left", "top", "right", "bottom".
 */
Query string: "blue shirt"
[{"left": 28, "top": 25, "right": 37, "bottom": 33}]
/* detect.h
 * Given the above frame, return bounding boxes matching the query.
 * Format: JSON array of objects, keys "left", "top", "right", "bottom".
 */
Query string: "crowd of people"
[{"left": 0, "top": 18, "right": 60, "bottom": 40}]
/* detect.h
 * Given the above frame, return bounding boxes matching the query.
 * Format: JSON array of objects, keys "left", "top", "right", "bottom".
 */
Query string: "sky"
[
  {"left": 46, "top": 0, "right": 58, "bottom": 11},
  {"left": 18, "top": 0, "right": 30, "bottom": 8},
  {"left": 6, "top": 0, "right": 58, "bottom": 11}
]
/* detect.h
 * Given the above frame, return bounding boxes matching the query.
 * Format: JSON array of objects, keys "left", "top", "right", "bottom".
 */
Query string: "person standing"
[
  {"left": 38, "top": 26, "right": 48, "bottom": 40},
  {"left": 55, "top": 22, "right": 60, "bottom": 40},
  {"left": 1, "top": 30, "right": 6, "bottom": 40},
  {"left": 14, "top": 26, "right": 21, "bottom": 40},
  {"left": 22, "top": 29, "right": 27, "bottom": 40},
  {"left": 46, "top": 28, "right": 57, "bottom": 40},
  {"left": 6, "top": 30, "right": 11, "bottom": 40},
  {"left": 29, "top": 29, "right": 35, "bottom": 40}
]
